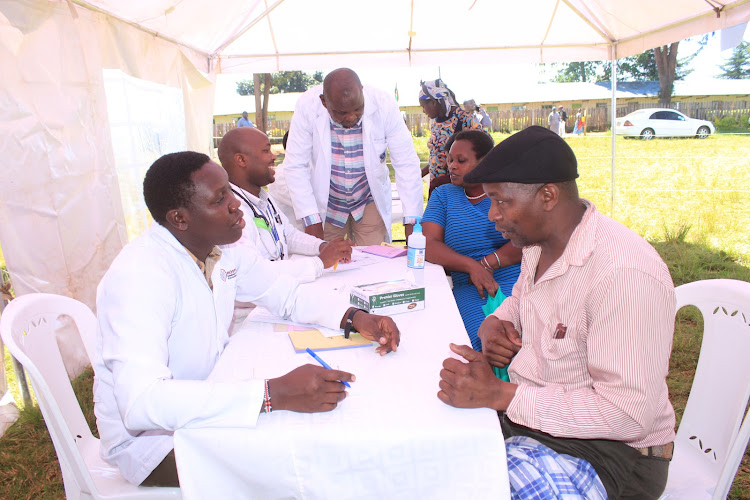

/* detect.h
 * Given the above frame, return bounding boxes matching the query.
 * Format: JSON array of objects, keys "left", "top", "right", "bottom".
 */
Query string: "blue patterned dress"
[{"left": 422, "top": 184, "right": 521, "bottom": 351}]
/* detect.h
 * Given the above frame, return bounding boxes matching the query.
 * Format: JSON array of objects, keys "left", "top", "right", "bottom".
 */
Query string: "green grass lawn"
[{"left": 2, "top": 131, "right": 750, "bottom": 498}]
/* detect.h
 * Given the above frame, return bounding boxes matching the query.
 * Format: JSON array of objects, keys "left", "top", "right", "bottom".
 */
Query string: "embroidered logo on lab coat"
[{"left": 220, "top": 268, "right": 238, "bottom": 281}]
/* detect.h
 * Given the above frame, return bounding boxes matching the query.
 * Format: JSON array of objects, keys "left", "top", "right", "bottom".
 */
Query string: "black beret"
[{"left": 463, "top": 125, "right": 578, "bottom": 184}]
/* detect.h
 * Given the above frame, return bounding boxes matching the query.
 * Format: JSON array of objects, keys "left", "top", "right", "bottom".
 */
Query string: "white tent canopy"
[
  {"left": 0, "top": 0, "right": 748, "bottom": 380},
  {"left": 71, "top": 0, "right": 750, "bottom": 71}
]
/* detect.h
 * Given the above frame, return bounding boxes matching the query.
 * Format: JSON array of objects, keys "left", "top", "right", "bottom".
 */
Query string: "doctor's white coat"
[
  {"left": 93, "top": 223, "right": 349, "bottom": 485},
  {"left": 281, "top": 84, "right": 423, "bottom": 241}
]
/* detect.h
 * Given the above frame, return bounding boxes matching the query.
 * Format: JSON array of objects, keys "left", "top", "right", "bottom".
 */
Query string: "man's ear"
[
  {"left": 540, "top": 183, "right": 560, "bottom": 212},
  {"left": 234, "top": 152, "right": 246, "bottom": 168},
  {"left": 319, "top": 94, "right": 327, "bottom": 110},
  {"left": 165, "top": 208, "right": 189, "bottom": 232}
]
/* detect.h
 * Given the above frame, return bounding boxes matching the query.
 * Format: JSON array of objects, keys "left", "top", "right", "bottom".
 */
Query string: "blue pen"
[{"left": 305, "top": 348, "right": 351, "bottom": 388}]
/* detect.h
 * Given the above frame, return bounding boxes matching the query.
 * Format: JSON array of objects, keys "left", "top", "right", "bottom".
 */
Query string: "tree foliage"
[
  {"left": 553, "top": 48, "right": 694, "bottom": 84},
  {"left": 552, "top": 44, "right": 699, "bottom": 105},
  {"left": 718, "top": 41, "right": 750, "bottom": 79},
  {"left": 236, "top": 70, "right": 323, "bottom": 95}
]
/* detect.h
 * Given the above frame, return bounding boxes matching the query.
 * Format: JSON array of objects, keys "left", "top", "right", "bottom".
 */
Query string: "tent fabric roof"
[{"left": 70, "top": 0, "right": 750, "bottom": 73}]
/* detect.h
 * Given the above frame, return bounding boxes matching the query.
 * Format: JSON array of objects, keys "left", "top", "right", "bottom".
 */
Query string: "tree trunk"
[
  {"left": 654, "top": 43, "right": 679, "bottom": 107},
  {"left": 253, "top": 74, "right": 263, "bottom": 131},
  {"left": 261, "top": 73, "right": 271, "bottom": 133}
]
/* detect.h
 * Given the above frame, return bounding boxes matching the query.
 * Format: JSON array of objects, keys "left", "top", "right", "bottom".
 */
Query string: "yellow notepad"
[{"left": 287, "top": 328, "right": 372, "bottom": 353}]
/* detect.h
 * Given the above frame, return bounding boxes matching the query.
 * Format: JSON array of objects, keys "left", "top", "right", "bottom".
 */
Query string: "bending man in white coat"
[
  {"left": 93, "top": 151, "right": 400, "bottom": 487},
  {"left": 279, "top": 68, "right": 423, "bottom": 245}
]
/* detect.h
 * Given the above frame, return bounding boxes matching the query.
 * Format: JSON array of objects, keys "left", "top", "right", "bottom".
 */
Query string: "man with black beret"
[{"left": 437, "top": 126, "right": 676, "bottom": 499}]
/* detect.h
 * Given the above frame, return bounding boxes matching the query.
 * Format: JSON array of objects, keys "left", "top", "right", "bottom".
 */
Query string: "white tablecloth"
[{"left": 174, "top": 257, "right": 510, "bottom": 500}]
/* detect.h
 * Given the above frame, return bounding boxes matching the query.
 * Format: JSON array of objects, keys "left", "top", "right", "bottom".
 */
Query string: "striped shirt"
[
  {"left": 497, "top": 200, "right": 676, "bottom": 449},
  {"left": 301, "top": 120, "right": 372, "bottom": 228}
]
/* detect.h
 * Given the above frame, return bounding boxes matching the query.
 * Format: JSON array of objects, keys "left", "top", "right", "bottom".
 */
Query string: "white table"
[{"left": 174, "top": 256, "right": 510, "bottom": 500}]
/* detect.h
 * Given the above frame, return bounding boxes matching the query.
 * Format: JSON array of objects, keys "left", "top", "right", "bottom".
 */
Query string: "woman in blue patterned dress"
[
  {"left": 418, "top": 79, "right": 483, "bottom": 195},
  {"left": 422, "top": 130, "right": 522, "bottom": 351}
]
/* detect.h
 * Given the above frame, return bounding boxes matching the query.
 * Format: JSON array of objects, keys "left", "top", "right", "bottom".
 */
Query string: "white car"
[{"left": 615, "top": 108, "right": 715, "bottom": 140}]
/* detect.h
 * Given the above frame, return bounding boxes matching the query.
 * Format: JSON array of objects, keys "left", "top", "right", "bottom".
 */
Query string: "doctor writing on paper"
[{"left": 92, "top": 152, "right": 400, "bottom": 488}]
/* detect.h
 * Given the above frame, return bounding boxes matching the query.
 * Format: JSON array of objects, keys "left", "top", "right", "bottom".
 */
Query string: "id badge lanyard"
[{"left": 232, "top": 188, "right": 285, "bottom": 261}]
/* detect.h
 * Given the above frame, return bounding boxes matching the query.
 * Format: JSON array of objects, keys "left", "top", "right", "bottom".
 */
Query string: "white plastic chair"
[
  {"left": 0, "top": 293, "right": 181, "bottom": 499},
  {"left": 661, "top": 279, "right": 750, "bottom": 499}
]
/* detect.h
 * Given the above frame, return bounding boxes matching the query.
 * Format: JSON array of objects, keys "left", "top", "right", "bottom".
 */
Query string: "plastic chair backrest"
[
  {"left": 668, "top": 279, "right": 750, "bottom": 499},
  {"left": 2, "top": 293, "right": 186, "bottom": 499},
  {"left": 0, "top": 293, "right": 100, "bottom": 497}
]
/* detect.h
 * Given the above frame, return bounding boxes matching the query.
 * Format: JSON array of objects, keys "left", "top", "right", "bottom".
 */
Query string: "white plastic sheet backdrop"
[
  {"left": 103, "top": 69, "right": 187, "bottom": 240},
  {"left": 0, "top": 0, "right": 215, "bottom": 378}
]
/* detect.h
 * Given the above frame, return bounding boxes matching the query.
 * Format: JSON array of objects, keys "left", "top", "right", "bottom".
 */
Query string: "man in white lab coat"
[
  {"left": 93, "top": 151, "right": 400, "bottom": 487},
  {"left": 278, "top": 68, "right": 423, "bottom": 245},
  {"left": 218, "top": 126, "right": 353, "bottom": 278}
]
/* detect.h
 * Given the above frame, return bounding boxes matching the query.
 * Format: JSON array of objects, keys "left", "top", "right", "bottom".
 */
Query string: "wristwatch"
[{"left": 344, "top": 308, "right": 366, "bottom": 339}]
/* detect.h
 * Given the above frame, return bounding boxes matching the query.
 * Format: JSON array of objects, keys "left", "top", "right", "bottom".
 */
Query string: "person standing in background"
[
  {"left": 548, "top": 106, "right": 561, "bottom": 136},
  {"left": 574, "top": 109, "right": 584, "bottom": 135},
  {"left": 558, "top": 105, "right": 568, "bottom": 136},
  {"left": 463, "top": 99, "right": 493, "bottom": 130},
  {"left": 420, "top": 79, "right": 483, "bottom": 195},
  {"left": 237, "top": 111, "right": 254, "bottom": 128}
]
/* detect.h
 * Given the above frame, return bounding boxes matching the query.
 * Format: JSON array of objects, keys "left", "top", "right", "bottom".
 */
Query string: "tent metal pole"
[
  {"left": 610, "top": 53, "right": 617, "bottom": 218},
  {"left": 0, "top": 276, "right": 31, "bottom": 408}
]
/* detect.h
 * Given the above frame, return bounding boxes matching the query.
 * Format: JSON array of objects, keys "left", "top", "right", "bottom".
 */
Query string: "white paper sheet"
[
  {"left": 323, "top": 249, "right": 383, "bottom": 274},
  {"left": 245, "top": 306, "right": 344, "bottom": 337}
]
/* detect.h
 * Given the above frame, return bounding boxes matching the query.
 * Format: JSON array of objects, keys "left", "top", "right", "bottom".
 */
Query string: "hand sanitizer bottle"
[{"left": 406, "top": 217, "right": 426, "bottom": 286}]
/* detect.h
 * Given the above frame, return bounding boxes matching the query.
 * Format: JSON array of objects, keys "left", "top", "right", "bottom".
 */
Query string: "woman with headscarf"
[{"left": 419, "top": 79, "right": 483, "bottom": 194}]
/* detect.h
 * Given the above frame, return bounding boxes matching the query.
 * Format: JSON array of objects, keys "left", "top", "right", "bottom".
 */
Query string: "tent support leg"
[{"left": 610, "top": 56, "right": 617, "bottom": 218}]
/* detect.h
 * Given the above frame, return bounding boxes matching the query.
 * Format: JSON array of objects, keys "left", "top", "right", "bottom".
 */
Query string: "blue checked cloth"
[{"left": 506, "top": 436, "right": 607, "bottom": 499}]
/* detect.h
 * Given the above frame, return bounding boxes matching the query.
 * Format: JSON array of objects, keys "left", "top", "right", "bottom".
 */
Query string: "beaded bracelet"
[
  {"left": 262, "top": 379, "right": 272, "bottom": 413},
  {"left": 493, "top": 251, "right": 501, "bottom": 268}
]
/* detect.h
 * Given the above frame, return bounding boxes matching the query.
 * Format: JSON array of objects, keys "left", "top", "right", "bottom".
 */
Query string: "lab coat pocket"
[{"left": 374, "top": 140, "right": 387, "bottom": 164}]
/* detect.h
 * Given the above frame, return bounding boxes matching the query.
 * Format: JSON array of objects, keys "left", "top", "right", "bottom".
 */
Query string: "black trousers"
[
  {"left": 141, "top": 449, "right": 180, "bottom": 487},
  {"left": 500, "top": 414, "right": 670, "bottom": 500}
]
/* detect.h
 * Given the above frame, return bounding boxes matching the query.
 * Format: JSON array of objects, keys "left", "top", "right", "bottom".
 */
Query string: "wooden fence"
[
  {"left": 213, "top": 120, "right": 290, "bottom": 147},
  {"left": 405, "top": 108, "right": 612, "bottom": 135},
  {"left": 215, "top": 101, "right": 749, "bottom": 143}
]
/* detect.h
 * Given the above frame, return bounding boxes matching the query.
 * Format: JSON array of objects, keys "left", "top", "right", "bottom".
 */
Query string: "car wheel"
[
  {"left": 640, "top": 128, "right": 655, "bottom": 140},
  {"left": 696, "top": 126, "right": 710, "bottom": 139}
]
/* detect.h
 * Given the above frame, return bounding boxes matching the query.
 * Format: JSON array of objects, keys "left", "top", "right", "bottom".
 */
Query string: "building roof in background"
[{"left": 214, "top": 78, "right": 750, "bottom": 115}]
